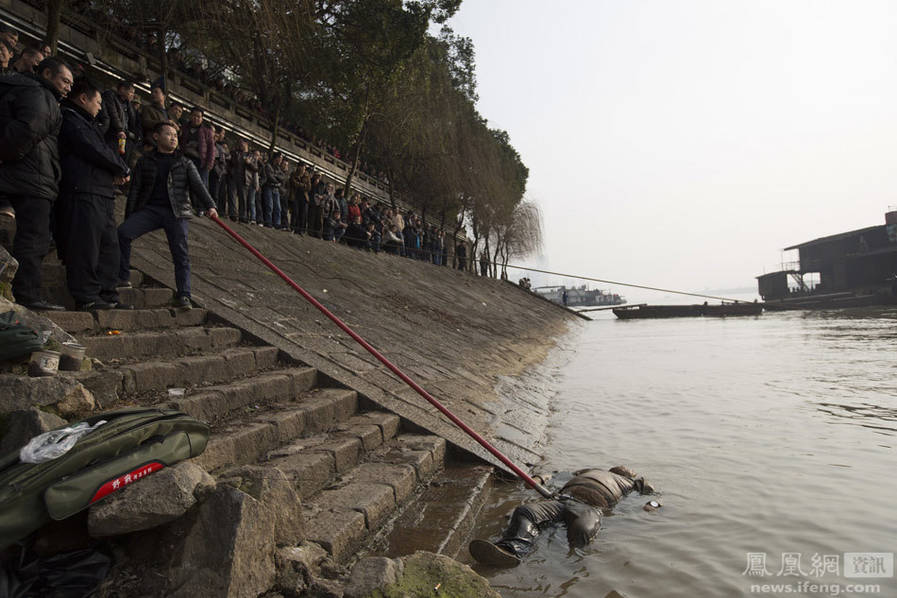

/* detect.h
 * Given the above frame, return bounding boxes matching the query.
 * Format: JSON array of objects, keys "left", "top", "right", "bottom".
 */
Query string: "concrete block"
[
  {"left": 141, "top": 287, "right": 174, "bottom": 307},
  {"left": 396, "top": 435, "right": 446, "bottom": 466},
  {"left": 312, "top": 482, "right": 396, "bottom": 530},
  {"left": 171, "top": 328, "right": 214, "bottom": 352},
  {"left": 270, "top": 451, "right": 335, "bottom": 499},
  {"left": 336, "top": 422, "right": 383, "bottom": 452},
  {"left": 362, "top": 412, "right": 400, "bottom": 441},
  {"left": 220, "top": 348, "right": 257, "bottom": 376},
  {"left": 306, "top": 508, "right": 366, "bottom": 563},
  {"left": 252, "top": 346, "right": 280, "bottom": 369},
  {"left": 287, "top": 367, "right": 318, "bottom": 395},
  {"left": 174, "top": 308, "right": 207, "bottom": 327},
  {"left": 387, "top": 448, "right": 436, "bottom": 482},
  {"left": 127, "top": 269, "right": 144, "bottom": 287},
  {"left": 351, "top": 463, "right": 417, "bottom": 504},
  {"left": 169, "top": 390, "right": 226, "bottom": 422},
  {"left": 167, "top": 485, "right": 275, "bottom": 598},
  {"left": 197, "top": 421, "right": 277, "bottom": 472},
  {"left": 44, "top": 310, "right": 95, "bottom": 333},
  {"left": 209, "top": 327, "right": 242, "bottom": 349},
  {"left": 177, "top": 354, "right": 231, "bottom": 386},
  {"left": 313, "top": 437, "right": 362, "bottom": 473},
  {"left": 121, "top": 361, "right": 180, "bottom": 393},
  {"left": 76, "top": 369, "right": 124, "bottom": 407},
  {"left": 257, "top": 407, "right": 306, "bottom": 444}
]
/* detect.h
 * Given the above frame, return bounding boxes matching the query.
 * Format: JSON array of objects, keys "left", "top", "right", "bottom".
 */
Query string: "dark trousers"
[
  {"left": 307, "top": 204, "right": 323, "bottom": 238},
  {"left": 118, "top": 204, "right": 191, "bottom": 298},
  {"left": 230, "top": 181, "right": 247, "bottom": 222},
  {"left": 497, "top": 499, "right": 601, "bottom": 557},
  {"left": 218, "top": 176, "right": 232, "bottom": 219},
  {"left": 292, "top": 197, "right": 307, "bottom": 233},
  {"left": 58, "top": 194, "right": 120, "bottom": 305},
  {"left": 209, "top": 170, "right": 221, "bottom": 202},
  {"left": 7, "top": 196, "right": 52, "bottom": 304},
  {"left": 187, "top": 156, "right": 204, "bottom": 212},
  {"left": 279, "top": 192, "right": 290, "bottom": 229}
]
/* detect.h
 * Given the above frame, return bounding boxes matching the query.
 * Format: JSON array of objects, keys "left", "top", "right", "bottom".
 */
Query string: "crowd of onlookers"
[
  {"left": 0, "top": 21, "right": 482, "bottom": 315},
  {"left": 55, "top": 2, "right": 389, "bottom": 184}
]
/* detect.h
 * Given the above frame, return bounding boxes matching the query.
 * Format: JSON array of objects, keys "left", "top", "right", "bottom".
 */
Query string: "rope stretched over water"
[{"left": 503, "top": 263, "right": 746, "bottom": 303}]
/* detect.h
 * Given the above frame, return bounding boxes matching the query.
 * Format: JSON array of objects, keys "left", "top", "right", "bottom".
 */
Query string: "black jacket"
[
  {"left": 0, "top": 72, "right": 62, "bottom": 201},
  {"left": 59, "top": 100, "right": 129, "bottom": 199},
  {"left": 97, "top": 89, "right": 136, "bottom": 143},
  {"left": 126, "top": 151, "right": 216, "bottom": 218}
]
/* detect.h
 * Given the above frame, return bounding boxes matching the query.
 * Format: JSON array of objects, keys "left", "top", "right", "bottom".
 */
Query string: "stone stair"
[{"left": 33, "top": 267, "right": 474, "bottom": 584}]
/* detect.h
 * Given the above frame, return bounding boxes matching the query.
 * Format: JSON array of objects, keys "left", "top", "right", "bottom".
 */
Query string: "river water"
[{"left": 472, "top": 307, "right": 897, "bottom": 598}]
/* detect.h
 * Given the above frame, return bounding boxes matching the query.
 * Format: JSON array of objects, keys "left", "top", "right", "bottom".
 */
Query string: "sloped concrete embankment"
[
  {"left": 133, "top": 217, "right": 573, "bottom": 471},
  {"left": 0, "top": 217, "right": 576, "bottom": 596}
]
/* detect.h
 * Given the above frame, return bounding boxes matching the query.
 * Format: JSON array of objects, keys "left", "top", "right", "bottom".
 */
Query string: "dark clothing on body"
[{"left": 493, "top": 468, "right": 652, "bottom": 558}]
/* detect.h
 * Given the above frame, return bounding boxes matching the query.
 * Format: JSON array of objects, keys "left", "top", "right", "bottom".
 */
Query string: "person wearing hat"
[{"left": 469, "top": 466, "right": 658, "bottom": 567}]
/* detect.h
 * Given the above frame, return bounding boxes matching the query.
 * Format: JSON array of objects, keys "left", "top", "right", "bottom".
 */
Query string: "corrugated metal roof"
[{"left": 784, "top": 225, "right": 883, "bottom": 251}]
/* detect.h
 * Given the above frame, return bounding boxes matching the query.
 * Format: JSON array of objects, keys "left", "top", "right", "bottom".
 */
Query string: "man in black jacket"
[
  {"left": 57, "top": 78, "right": 131, "bottom": 311},
  {"left": 0, "top": 57, "right": 73, "bottom": 311},
  {"left": 99, "top": 80, "right": 139, "bottom": 160},
  {"left": 118, "top": 121, "right": 218, "bottom": 310}
]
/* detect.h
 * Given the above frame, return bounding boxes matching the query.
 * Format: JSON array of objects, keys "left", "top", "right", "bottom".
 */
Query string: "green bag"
[
  {"left": 0, "top": 407, "right": 209, "bottom": 548},
  {"left": 0, "top": 311, "right": 44, "bottom": 362}
]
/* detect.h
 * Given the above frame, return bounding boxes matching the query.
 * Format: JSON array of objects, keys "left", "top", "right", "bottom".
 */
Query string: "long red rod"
[{"left": 210, "top": 215, "right": 554, "bottom": 499}]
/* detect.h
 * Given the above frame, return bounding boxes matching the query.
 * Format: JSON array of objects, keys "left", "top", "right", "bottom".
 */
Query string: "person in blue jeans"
[
  {"left": 262, "top": 153, "right": 285, "bottom": 227},
  {"left": 118, "top": 122, "right": 218, "bottom": 310}
]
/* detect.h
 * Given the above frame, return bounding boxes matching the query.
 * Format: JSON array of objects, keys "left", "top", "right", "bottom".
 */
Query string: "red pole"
[{"left": 210, "top": 215, "right": 554, "bottom": 499}]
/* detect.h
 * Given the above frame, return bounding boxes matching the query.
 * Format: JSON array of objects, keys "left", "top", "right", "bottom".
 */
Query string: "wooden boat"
[{"left": 612, "top": 303, "right": 763, "bottom": 319}]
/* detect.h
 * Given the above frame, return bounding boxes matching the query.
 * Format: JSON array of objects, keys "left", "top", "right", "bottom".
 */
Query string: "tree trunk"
[
  {"left": 268, "top": 104, "right": 281, "bottom": 154},
  {"left": 452, "top": 208, "right": 464, "bottom": 269},
  {"left": 158, "top": 27, "right": 168, "bottom": 89},
  {"left": 387, "top": 166, "right": 397, "bottom": 210},
  {"left": 45, "top": 0, "right": 64, "bottom": 54},
  {"left": 343, "top": 122, "right": 366, "bottom": 194},
  {"left": 492, "top": 231, "right": 502, "bottom": 279}
]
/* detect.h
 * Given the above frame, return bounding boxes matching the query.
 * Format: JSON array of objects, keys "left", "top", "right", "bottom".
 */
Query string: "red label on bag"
[{"left": 90, "top": 462, "right": 165, "bottom": 503}]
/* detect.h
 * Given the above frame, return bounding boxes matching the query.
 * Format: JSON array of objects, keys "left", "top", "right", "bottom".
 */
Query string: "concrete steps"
[
  {"left": 372, "top": 462, "right": 495, "bottom": 560},
  {"left": 75, "top": 346, "right": 282, "bottom": 408},
  {"left": 80, "top": 326, "right": 243, "bottom": 361},
  {"left": 45, "top": 306, "right": 209, "bottom": 334},
  {"left": 301, "top": 434, "right": 448, "bottom": 562},
  {"left": 24, "top": 262, "right": 493, "bottom": 583}
]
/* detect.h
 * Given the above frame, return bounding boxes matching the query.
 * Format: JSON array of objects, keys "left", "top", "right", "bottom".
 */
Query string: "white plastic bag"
[{"left": 19, "top": 420, "right": 107, "bottom": 464}]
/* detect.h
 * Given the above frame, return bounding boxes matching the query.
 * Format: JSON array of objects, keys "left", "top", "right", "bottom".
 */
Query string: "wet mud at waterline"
[{"left": 468, "top": 308, "right": 897, "bottom": 597}]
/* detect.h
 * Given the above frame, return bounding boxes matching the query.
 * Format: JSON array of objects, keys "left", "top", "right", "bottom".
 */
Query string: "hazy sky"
[{"left": 447, "top": 0, "right": 897, "bottom": 297}]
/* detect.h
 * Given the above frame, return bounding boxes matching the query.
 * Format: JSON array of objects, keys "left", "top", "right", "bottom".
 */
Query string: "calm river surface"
[{"left": 473, "top": 307, "right": 897, "bottom": 598}]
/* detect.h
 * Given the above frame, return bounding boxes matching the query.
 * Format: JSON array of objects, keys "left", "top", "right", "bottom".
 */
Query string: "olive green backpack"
[{"left": 0, "top": 407, "right": 209, "bottom": 548}]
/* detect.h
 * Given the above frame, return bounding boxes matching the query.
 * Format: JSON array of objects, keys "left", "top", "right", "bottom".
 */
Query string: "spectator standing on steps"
[
  {"left": 56, "top": 77, "right": 131, "bottom": 311},
  {"left": 118, "top": 122, "right": 218, "bottom": 310},
  {"left": 139, "top": 83, "right": 168, "bottom": 147},
  {"left": 0, "top": 57, "right": 73, "bottom": 311},
  {"left": 179, "top": 106, "right": 215, "bottom": 206},
  {"left": 99, "top": 80, "right": 139, "bottom": 164}
]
